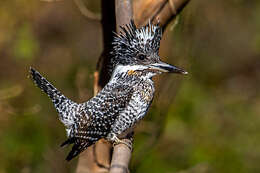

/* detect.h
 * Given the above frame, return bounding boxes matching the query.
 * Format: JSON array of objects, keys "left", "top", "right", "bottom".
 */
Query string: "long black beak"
[{"left": 149, "top": 61, "right": 188, "bottom": 74}]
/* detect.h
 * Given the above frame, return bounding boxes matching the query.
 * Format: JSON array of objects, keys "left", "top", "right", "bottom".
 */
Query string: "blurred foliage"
[
  {"left": 0, "top": 0, "right": 259, "bottom": 173},
  {"left": 13, "top": 23, "right": 39, "bottom": 62}
]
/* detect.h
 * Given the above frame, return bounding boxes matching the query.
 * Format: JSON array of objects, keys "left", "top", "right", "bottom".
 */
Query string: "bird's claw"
[
  {"left": 113, "top": 138, "right": 132, "bottom": 151},
  {"left": 109, "top": 133, "right": 133, "bottom": 151}
]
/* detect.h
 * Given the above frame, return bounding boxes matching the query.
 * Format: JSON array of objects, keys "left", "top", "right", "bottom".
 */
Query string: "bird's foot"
[
  {"left": 108, "top": 133, "right": 132, "bottom": 151},
  {"left": 113, "top": 137, "right": 133, "bottom": 151}
]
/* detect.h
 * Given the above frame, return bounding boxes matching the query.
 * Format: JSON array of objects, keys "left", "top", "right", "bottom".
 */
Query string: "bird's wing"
[
  {"left": 110, "top": 81, "right": 154, "bottom": 138},
  {"left": 63, "top": 83, "right": 134, "bottom": 161}
]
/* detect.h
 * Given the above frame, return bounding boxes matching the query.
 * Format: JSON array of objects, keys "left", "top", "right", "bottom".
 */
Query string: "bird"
[{"left": 29, "top": 20, "right": 187, "bottom": 161}]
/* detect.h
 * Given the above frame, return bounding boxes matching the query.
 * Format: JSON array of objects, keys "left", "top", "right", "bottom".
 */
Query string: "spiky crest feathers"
[
  {"left": 112, "top": 20, "right": 162, "bottom": 49},
  {"left": 109, "top": 20, "right": 162, "bottom": 74}
]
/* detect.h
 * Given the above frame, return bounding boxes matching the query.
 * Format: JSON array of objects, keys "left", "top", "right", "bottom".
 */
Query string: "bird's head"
[{"left": 110, "top": 20, "right": 187, "bottom": 79}]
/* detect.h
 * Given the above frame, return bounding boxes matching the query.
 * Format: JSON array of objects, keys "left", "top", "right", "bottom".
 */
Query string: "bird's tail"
[
  {"left": 63, "top": 140, "right": 92, "bottom": 161},
  {"left": 29, "top": 67, "right": 77, "bottom": 128}
]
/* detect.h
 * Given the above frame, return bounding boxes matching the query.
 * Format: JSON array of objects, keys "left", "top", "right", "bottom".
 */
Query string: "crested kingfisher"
[{"left": 30, "top": 20, "right": 187, "bottom": 161}]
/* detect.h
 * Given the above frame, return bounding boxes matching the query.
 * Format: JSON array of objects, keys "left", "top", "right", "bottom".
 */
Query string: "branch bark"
[
  {"left": 76, "top": 0, "right": 191, "bottom": 173},
  {"left": 134, "top": 0, "right": 190, "bottom": 28},
  {"left": 109, "top": 1, "right": 133, "bottom": 173},
  {"left": 76, "top": 0, "right": 115, "bottom": 172}
]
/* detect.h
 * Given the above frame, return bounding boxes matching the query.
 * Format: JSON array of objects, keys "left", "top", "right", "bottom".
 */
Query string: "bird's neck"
[
  {"left": 111, "top": 65, "right": 157, "bottom": 80},
  {"left": 110, "top": 65, "right": 155, "bottom": 84}
]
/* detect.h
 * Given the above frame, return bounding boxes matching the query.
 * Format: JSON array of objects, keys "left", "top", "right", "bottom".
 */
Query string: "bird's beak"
[{"left": 149, "top": 61, "right": 188, "bottom": 74}]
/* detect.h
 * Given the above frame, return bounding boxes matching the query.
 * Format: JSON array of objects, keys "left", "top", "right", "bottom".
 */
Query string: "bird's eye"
[{"left": 138, "top": 54, "right": 146, "bottom": 60}]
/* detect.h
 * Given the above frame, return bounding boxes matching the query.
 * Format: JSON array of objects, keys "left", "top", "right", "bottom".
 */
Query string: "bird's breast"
[{"left": 135, "top": 79, "right": 155, "bottom": 103}]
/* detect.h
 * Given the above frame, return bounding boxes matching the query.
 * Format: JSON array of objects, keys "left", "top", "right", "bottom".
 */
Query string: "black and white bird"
[{"left": 30, "top": 20, "right": 187, "bottom": 161}]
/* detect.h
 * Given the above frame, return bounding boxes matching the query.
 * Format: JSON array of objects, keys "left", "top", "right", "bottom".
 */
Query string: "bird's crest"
[
  {"left": 110, "top": 20, "right": 162, "bottom": 72},
  {"left": 112, "top": 20, "right": 162, "bottom": 53}
]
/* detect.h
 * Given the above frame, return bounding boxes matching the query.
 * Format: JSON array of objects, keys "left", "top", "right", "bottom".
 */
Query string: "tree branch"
[
  {"left": 134, "top": 0, "right": 190, "bottom": 29},
  {"left": 76, "top": 0, "right": 115, "bottom": 172},
  {"left": 109, "top": 1, "right": 133, "bottom": 173},
  {"left": 110, "top": 138, "right": 132, "bottom": 173},
  {"left": 73, "top": 0, "right": 101, "bottom": 21}
]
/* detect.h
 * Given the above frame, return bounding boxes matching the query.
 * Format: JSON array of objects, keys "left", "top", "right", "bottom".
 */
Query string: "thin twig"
[{"left": 73, "top": 0, "right": 101, "bottom": 21}]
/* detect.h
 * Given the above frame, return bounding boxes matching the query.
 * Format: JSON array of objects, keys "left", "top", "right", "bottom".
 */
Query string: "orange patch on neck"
[{"left": 127, "top": 70, "right": 137, "bottom": 75}]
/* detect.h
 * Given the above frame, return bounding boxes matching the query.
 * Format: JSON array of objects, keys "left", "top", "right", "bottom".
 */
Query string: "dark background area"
[{"left": 0, "top": 0, "right": 259, "bottom": 172}]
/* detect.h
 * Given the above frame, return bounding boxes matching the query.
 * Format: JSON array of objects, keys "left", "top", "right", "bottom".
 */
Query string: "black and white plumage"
[{"left": 30, "top": 20, "right": 187, "bottom": 161}]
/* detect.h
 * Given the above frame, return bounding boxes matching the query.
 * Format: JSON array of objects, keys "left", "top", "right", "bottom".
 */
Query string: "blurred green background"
[{"left": 0, "top": 0, "right": 260, "bottom": 172}]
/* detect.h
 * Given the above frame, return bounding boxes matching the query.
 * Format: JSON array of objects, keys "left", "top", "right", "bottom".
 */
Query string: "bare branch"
[
  {"left": 74, "top": 0, "right": 101, "bottom": 21},
  {"left": 134, "top": 0, "right": 190, "bottom": 29},
  {"left": 115, "top": 0, "right": 133, "bottom": 32},
  {"left": 109, "top": 1, "right": 134, "bottom": 173},
  {"left": 40, "top": 0, "right": 101, "bottom": 21},
  {"left": 73, "top": 0, "right": 101, "bottom": 21},
  {"left": 76, "top": 0, "right": 115, "bottom": 172},
  {"left": 110, "top": 139, "right": 133, "bottom": 173}
]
